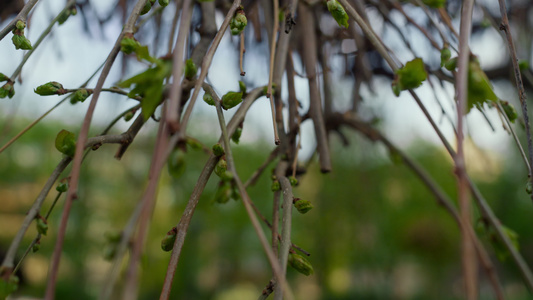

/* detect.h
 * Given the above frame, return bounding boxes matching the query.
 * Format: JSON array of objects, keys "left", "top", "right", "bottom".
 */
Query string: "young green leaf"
[
  {"left": 56, "top": 182, "right": 68, "bottom": 193},
  {"left": 12, "top": 33, "right": 32, "bottom": 50},
  {"left": 0, "top": 275, "right": 19, "bottom": 299},
  {"left": 161, "top": 227, "right": 177, "bottom": 252},
  {"left": 288, "top": 253, "right": 314, "bottom": 276},
  {"left": 440, "top": 47, "right": 451, "bottom": 67},
  {"left": 15, "top": 20, "right": 25, "bottom": 30},
  {"left": 392, "top": 58, "right": 427, "bottom": 96},
  {"left": 239, "top": 80, "right": 246, "bottom": 93},
  {"left": 444, "top": 57, "right": 457, "bottom": 71},
  {"left": 327, "top": 0, "right": 349, "bottom": 29},
  {"left": 221, "top": 91, "right": 243, "bottom": 110},
  {"left": 212, "top": 143, "right": 225, "bottom": 156},
  {"left": 159, "top": 0, "right": 170, "bottom": 6},
  {"left": 203, "top": 92, "right": 215, "bottom": 106},
  {"left": 120, "top": 37, "right": 141, "bottom": 55},
  {"left": 467, "top": 58, "right": 498, "bottom": 113},
  {"left": 271, "top": 180, "right": 280, "bottom": 192},
  {"left": 71, "top": 89, "right": 91, "bottom": 103},
  {"left": 55, "top": 129, "right": 76, "bottom": 157},
  {"left": 422, "top": 0, "right": 446, "bottom": 8},
  {"left": 231, "top": 127, "right": 242, "bottom": 144},
  {"left": 0, "top": 73, "right": 9, "bottom": 82},
  {"left": 289, "top": 176, "right": 298, "bottom": 186},
  {"left": 0, "top": 82, "right": 15, "bottom": 99},
  {"left": 294, "top": 198, "right": 313, "bottom": 214},
  {"left": 35, "top": 81, "right": 64, "bottom": 96},
  {"left": 184, "top": 58, "right": 198, "bottom": 79},
  {"left": 500, "top": 100, "right": 517, "bottom": 123},
  {"left": 36, "top": 218, "right": 48, "bottom": 235},
  {"left": 140, "top": 2, "right": 152, "bottom": 15},
  {"left": 214, "top": 181, "right": 232, "bottom": 204}
]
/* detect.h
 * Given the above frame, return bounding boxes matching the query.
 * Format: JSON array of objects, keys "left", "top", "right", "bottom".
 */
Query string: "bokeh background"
[{"left": 2, "top": 0, "right": 533, "bottom": 299}]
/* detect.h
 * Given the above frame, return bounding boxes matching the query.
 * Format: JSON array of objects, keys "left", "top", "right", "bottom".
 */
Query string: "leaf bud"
[
  {"left": 120, "top": 37, "right": 141, "bottom": 55},
  {"left": 212, "top": 143, "right": 225, "bottom": 156},
  {"left": 440, "top": 47, "right": 451, "bottom": 67},
  {"left": 140, "top": 2, "right": 152, "bottom": 15},
  {"left": 15, "top": 20, "right": 25, "bottom": 30},
  {"left": 271, "top": 180, "right": 280, "bottom": 192},
  {"left": 71, "top": 88, "right": 91, "bottom": 103},
  {"left": 239, "top": 80, "right": 246, "bottom": 93},
  {"left": 123, "top": 111, "right": 135, "bottom": 121},
  {"left": 56, "top": 181, "right": 68, "bottom": 193},
  {"left": 203, "top": 92, "right": 215, "bottom": 106},
  {"left": 0, "top": 82, "right": 15, "bottom": 99},
  {"left": 221, "top": 91, "right": 243, "bottom": 110},
  {"left": 288, "top": 252, "right": 314, "bottom": 276},
  {"left": 0, "top": 73, "right": 9, "bottom": 82},
  {"left": 232, "top": 127, "right": 242, "bottom": 144},
  {"left": 289, "top": 176, "right": 298, "bottom": 186},
  {"left": 12, "top": 33, "right": 32, "bottom": 50},
  {"left": 184, "top": 58, "right": 198, "bottom": 79},
  {"left": 34, "top": 81, "right": 64, "bottom": 96},
  {"left": 159, "top": 0, "right": 170, "bottom": 6},
  {"left": 161, "top": 227, "right": 177, "bottom": 252},
  {"left": 214, "top": 181, "right": 232, "bottom": 204},
  {"left": 293, "top": 198, "right": 313, "bottom": 214},
  {"left": 32, "top": 240, "right": 41, "bottom": 253},
  {"left": 55, "top": 129, "right": 77, "bottom": 157},
  {"left": 327, "top": 0, "right": 349, "bottom": 28},
  {"left": 36, "top": 218, "right": 48, "bottom": 236},
  {"left": 527, "top": 181, "right": 533, "bottom": 195}
]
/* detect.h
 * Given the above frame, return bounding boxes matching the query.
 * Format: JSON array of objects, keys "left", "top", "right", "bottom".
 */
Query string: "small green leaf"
[
  {"left": 214, "top": 181, "right": 232, "bottom": 204},
  {"left": 168, "top": 149, "right": 186, "bottom": 179},
  {"left": 327, "top": 0, "right": 349, "bottom": 28},
  {"left": 184, "top": 58, "right": 197, "bottom": 80},
  {"left": 161, "top": 227, "right": 177, "bottom": 252},
  {"left": 32, "top": 241, "right": 41, "bottom": 253},
  {"left": 239, "top": 80, "right": 246, "bottom": 93},
  {"left": 467, "top": 58, "right": 498, "bottom": 113},
  {"left": 271, "top": 180, "right": 280, "bottom": 192},
  {"left": 56, "top": 182, "right": 68, "bottom": 193},
  {"left": 12, "top": 33, "right": 32, "bottom": 50},
  {"left": 221, "top": 91, "right": 243, "bottom": 110},
  {"left": 288, "top": 253, "right": 314, "bottom": 276},
  {"left": 444, "top": 57, "right": 457, "bottom": 71},
  {"left": 215, "top": 158, "right": 232, "bottom": 181},
  {"left": 71, "top": 89, "right": 91, "bottom": 103},
  {"left": 140, "top": 2, "right": 152, "bottom": 15},
  {"left": 519, "top": 59, "right": 529, "bottom": 72},
  {"left": 0, "top": 82, "right": 15, "bottom": 99},
  {"left": 55, "top": 129, "right": 76, "bottom": 157},
  {"left": 500, "top": 100, "right": 517, "bottom": 123},
  {"left": 15, "top": 20, "right": 25, "bottom": 30},
  {"left": 35, "top": 81, "right": 64, "bottom": 96},
  {"left": 0, "top": 73, "right": 9, "bottom": 82},
  {"left": 393, "top": 58, "right": 427, "bottom": 94},
  {"left": 159, "top": 0, "right": 170, "bottom": 6},
  {"left": 440, "top": 47, "right": 451, "bottom": 67},
  {"left": 0, "top": 275, "right": 19, "bottom": 299},
  {"left": 231, "top": 127, "right": 242, "bottom": 144},
  {"left": 212, "top": 143, "right": 225, "bottom": 156},
  {"left": 294, "top": 198, "right": 313, "bottom": 214},
  {"left": 36, "top": 218, "right": 48, "bottom": 236},
  {"left": 120, "top": 37, "right": 141, "bottom": 55},
  {"left": 422, "top": 0, "right": 446, "bottom": 8},
  {"left": 289, "top": 176, "right": 298, "bottom": 186}
]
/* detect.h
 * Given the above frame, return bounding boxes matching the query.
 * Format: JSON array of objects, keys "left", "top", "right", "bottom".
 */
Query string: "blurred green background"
[{"left": 2, "top": 115, "right": 533, "bottom": 300}]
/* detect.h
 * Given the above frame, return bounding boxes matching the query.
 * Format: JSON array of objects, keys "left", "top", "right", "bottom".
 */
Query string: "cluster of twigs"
[{"left": 1, "top": 0, "right": 533, "bottom": 299}]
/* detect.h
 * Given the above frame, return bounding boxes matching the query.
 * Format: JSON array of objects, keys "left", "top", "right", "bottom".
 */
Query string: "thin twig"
[
  {"left": 212, "top": 85, "right": 294, "bottom": 300},
  {"left": 44, "top": 1, "right": 150, "bottom": 299},
  {"left": 497, "top": 0, "right": 533, "bottom": 202},
  {"left": 455, "top": 1, "right": 477, "bottom": 298},
  {"left": 0, "top": 0, "right": 40, "bottom": 41},
  {"left": 266, "top": 0, "right": 280, "bottom": 145},
  {"left": 240, "top": 31, "right": 246, "bottom": 76},
  {"left": 274, "top": 177, "right": 293, "bottom": 300}
]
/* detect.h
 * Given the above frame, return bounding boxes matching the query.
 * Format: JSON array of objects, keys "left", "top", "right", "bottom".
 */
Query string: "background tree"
[{"left": 1, "top": 0, "right": 533, "bottom": 299}]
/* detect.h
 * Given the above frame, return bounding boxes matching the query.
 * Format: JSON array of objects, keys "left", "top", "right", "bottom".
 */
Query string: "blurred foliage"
[{"left": 1, "top": 119, "right": 533, "bottom": 299}]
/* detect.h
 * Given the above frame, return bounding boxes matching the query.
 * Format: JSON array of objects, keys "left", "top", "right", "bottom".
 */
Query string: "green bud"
[
  {"left": 70, "top": 7, "right": 78, "bottom": 16},
  {"left": 58, "top": 9, "right": 71, "bottom": 25},
  {"left": 159, "top": 0, "right": 170, "bottom": 6},
  {"left": 55, "top": 129, "right": 77, "bottom": 157},
  {"left": 215, "top": 157, "right": 228, "bottom": 177},
  {"left": 168, "top": 149, "right": 186, "bottom": 179},
  {"left": 440, "top": 47, "right": 451, "bottom": 67},
  {"left": 123, "top": 111, "right": 134, "bottom": 121},
  {"left": 500, "top": 100, "right": 517, "bottom": 123},
  {"left": 184, "top": 58, "right": 197, "bottom": 79},
  {"left": 231, "top": 27, "right": 241, "bottom": 36},
  {"left": 140, "top": 2, "right": 152, "bottom": 15},
  {"left": 36, "top": 218, "right": 48, "bottom": 236},
  {"left": 231, "top": 127, "right": 242, "bottom": 144},
  {"left": 0, "top": 82, "right": 15, "bottom": 99},
  {"left": 288, "top": 253, "right": 314, "bottom": 276},
  {"left": 0, "top": 73, "right": 9, "bottom": 82},
  {"left": 121, "top": 37, "right": 141, "bottom": 55},
  {"left": 161, "top": 227, "right": 177, "bottom": 252},
  {"left": 239, "top": 80, "right": 246, "bottom": 93},
  {"left": 327, "top": 0, "right": 349, "bottom": 28},
  {"left": 35, "top": 81, "right": 64, "bottom": 96},
  {"left": 271, "top": 180, "right": 280, "bottom": 192},
  {"left": 212, "top": 143, "right": 225, "bottom": 156},
  {"left": 221, "top": 91, "right": 243, "bottom": 110},
  {"left": 12, "top": 33, "right": 32, "bottom": 50},
  {"left": 519, "top": 60, "right": 529, "bottom": 72},
  {"left": 526, "top": 181, "right": 532, "bottom": 195},
  {"left": 289, "top": 176, "right": 298, "bottom": 186},
  {"left": 56, "top": 182, "right": 68, "bottom": 193},
  {"left": 294, "top": 198, "right": 313, "bottom": 214},
  {"left": 15, "top": 20, "right": 25, "bottom": 30},
  {"left": 214, "top": 181, "right": 232, "bottom": 204},
  {"left": 203, "top": 92, "right": 215, "bottom": 106},
  {"left": 32, "top": 241, "right": 41, "bottom": 253},
  {"left": 444, "top": 57, "right": 457, "bottom": 71},
  {"left": 262, "top": 83, "right": 277, "bottom": 96},
  {"left": 71, "top": 89, "right": 90, "bottom": 103},
  {"left": 391, "top": 81, "right": 401, "bottom": 97}
]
